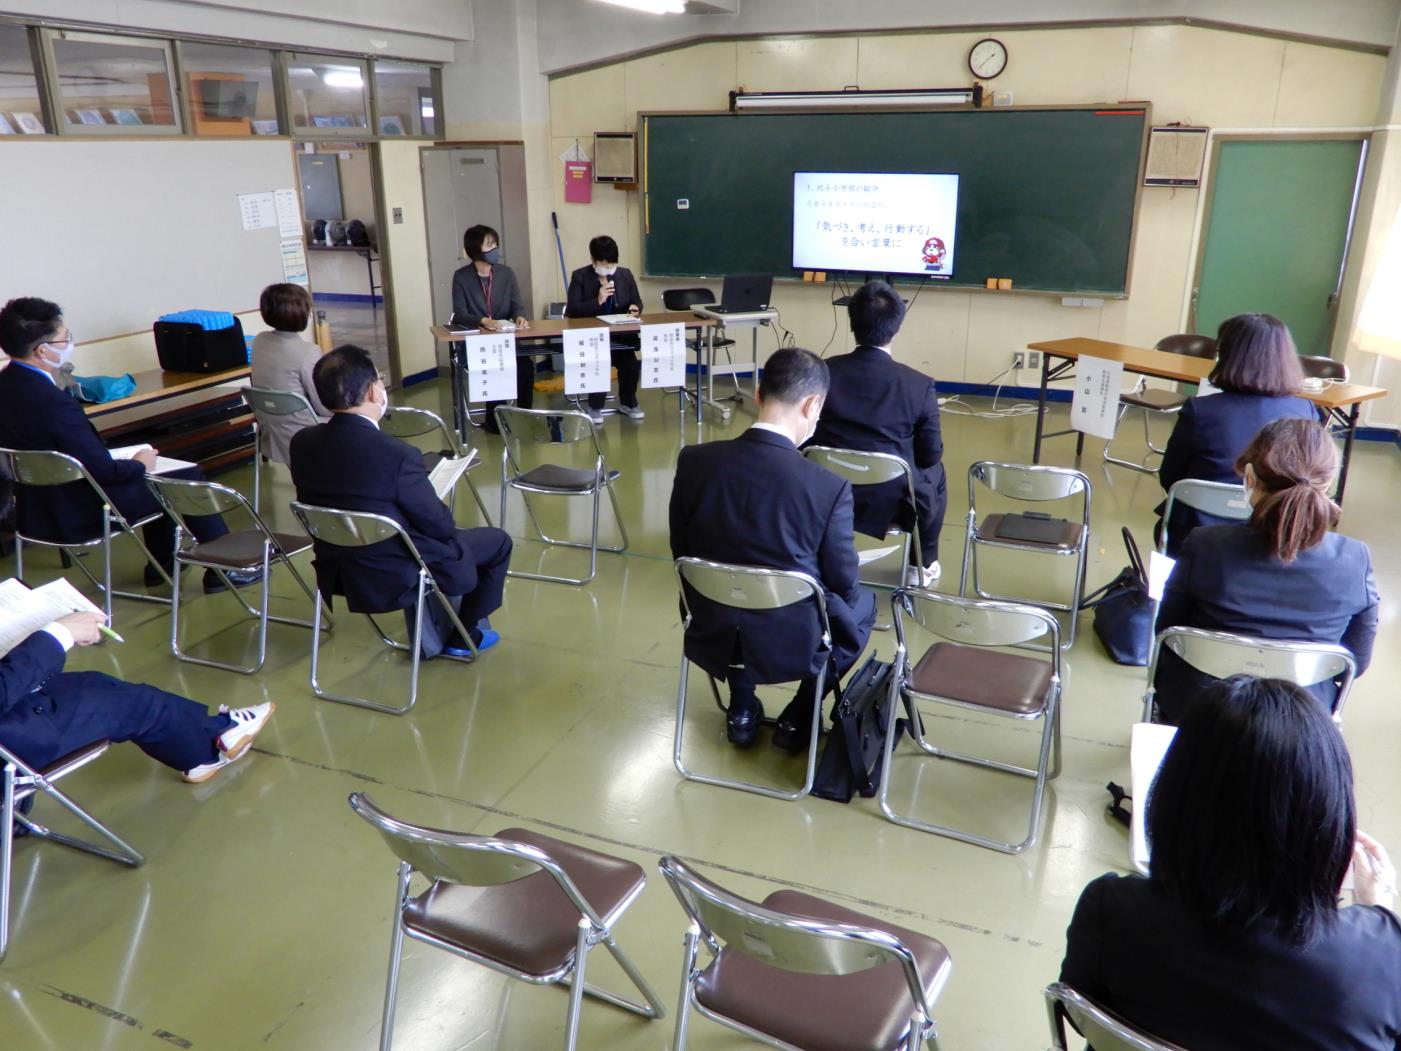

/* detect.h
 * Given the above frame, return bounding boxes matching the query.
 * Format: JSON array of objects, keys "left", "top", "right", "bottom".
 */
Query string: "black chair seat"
[
  {"left": 182, "top": 529, "right": 311, "bottom": 569},
  {"left": 512, "top": 464, "right": 620, "bottom": 493},
  {"left": 1119, "top": 388, "right": 1188, "bottom": 411}
]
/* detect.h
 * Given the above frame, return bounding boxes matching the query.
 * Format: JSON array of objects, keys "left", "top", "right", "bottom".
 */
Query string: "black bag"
[
  {"left": 813, "top": 656, "right": 901, "bottom": 803},
  {"left": 152, "top": 316, "right": 247, "bottom": 374},
  {"left": 1081, "top": 526, "right": 1154, "bottom": 666},
  {"left": 346, "top": 219, "right": 371, "bottom": 247}
]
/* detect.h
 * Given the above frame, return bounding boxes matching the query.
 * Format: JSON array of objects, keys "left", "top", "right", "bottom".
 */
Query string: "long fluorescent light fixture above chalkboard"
[
  {"left": 596, "top": 0, "right": 685, "bottom": 13},
  {"left": 731, "top": 87, "right": 982, "bottom": 111}
]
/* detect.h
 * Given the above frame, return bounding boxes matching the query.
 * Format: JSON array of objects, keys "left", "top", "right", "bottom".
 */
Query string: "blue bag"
[{"left": 72, "top": 373, "right": 138, "bottom": 403}]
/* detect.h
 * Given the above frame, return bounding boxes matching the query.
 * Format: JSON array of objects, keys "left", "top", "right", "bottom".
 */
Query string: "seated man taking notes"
[
  {"left": 0, "top": 297, "right": 259, "bottom": 594},
  {"left": 289, "top": 345, "right": 512, "bottom": 658},
  {"left": 669, "top": 347, "right": 876, "bottom": 751},
  {"left": 809, "top": 280, "right": 947, "bottom": 587},
  {"left": 565, "top": 234, "right": 645, "bottom": 423}
]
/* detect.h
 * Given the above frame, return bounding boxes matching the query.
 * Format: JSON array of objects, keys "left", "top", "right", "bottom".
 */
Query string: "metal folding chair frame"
[
  {"left": 959, "top": 461, "right": 1091, "bottom": 649},
  {"left": 380, "top": 405, "right": 494, "bottom": 526},
  {"left": 1157, "top": 478, "right": 1252, "bottom": 556},
  {"left": 291, "top": 502, "right": 478, "bottom": 715},
  {"left": 659, "top": 855, "right": 948, "bottom": 1051},
  {"left": 1102, "top": 380, "right": 1186, "bottom": 474},
  {"left": 241, "top": 385, "right": 319, "bottom": 513},
  {"left": 147, "top": 476, "right": 330, "bottom": 675},
  {"left": 880, "top": 588, "right": 1062, "bottom": 854},
  {"left": 350, "top": 793, "right": 665, "bottom": 1051},
  {"left": 1046, "top": 983, "right": 1187, "bottom": 1051},
  {"left": 496, "top": 407, "right": 629, "bottom": 586},
  {"left": 0, "top": 447, "right": 173, "bottom": 623},
  {"left": 0, "top": 739, "right": 144, "bottom": 963}
]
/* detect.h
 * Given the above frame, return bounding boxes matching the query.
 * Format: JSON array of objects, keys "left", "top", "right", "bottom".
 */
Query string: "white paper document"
[
  {"left": 237, "top": 191, "right": 277, "bottom": 231},
  {"left": 563, "top": 327, "right": 611, "bottom": 396},
  {"left": 1130, "top": 722, "right": 1178, "bottom": 874},
  {"left": 280, "top": 239, "right": 309, "bottom": 286},
  {"left": 109, "top": 444, "right": 197, "bottom": 475},
  {"left": 596, "top": 314, "right": 638, "bottom": 325},
  {"left": 0, "top": 577, "right": 104, "bottom": 658},
  {"left": 428, "top": 450, "right": 479, "bottom": 503},
  {"left": 1147, "top": 551, "right": 1176, "bottom": 601},
  {"left": 640, "top": 322, "right": 686, "bottom": 389},
  {"left": 1071, "top": 354, "right": 1125, "bottom": 440},
  {"left": 273, "top": 188, "right": 303, "bottom": 238},
  {"left": 461, "top": 333, "right": 517, "bottom": 403},
  {"left": 857, "top": 544, "right": 901, "bottom": 566}
]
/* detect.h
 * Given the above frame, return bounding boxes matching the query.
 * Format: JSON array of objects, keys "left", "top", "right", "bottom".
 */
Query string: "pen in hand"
[{"left": 67, "top": 608, "right": 124, "bottom": 644}]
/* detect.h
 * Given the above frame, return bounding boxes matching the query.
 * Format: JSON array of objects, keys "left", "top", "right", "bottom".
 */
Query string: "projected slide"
[{"left": 792, "top": 171, "right": 959, "bottom": 277}]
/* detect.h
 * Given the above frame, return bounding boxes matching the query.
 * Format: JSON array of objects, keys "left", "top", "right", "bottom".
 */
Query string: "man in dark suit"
[
  {"left": 809, "top": 280, "right": 946, "bottom": 587},
  {"left": 0, "top": 297, "right": 257, "bottom": 594},
  {"left": 565, "top": 234, "right": 645, "bottom": 423},
  {"left": 670, "top": 347, "right": 876, "bottom": 751},
  {"left": 289, "top": 345, "right": 512, "bottom": 658},
  {"left": 1, "top": 606, "right": 273, "bottom": 783}
]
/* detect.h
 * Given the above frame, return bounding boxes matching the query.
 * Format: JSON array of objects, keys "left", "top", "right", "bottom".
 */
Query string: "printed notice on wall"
[
  {"left": 640, "top": 323, "right": 685, "bottom": 389},
  {"left": 462, "top": 333, "right": 517, "bottom": 402},
  {"left": 1071, "top": 354, "right": 1124, "bottom": 440},
  {"left": 279, "top": 239, "right": 309, "bottom": 286},
  {"left": 237, "top": 191, "right": 277, "bottom": 231},
  {"left": 273, "top": 188, "right": 303, "bottom": 239},
  {"left": 563, "top": 327, "right": 610, "bottom": 396}
]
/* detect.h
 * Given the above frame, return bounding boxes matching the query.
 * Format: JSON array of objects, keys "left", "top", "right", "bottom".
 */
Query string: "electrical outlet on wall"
[
  {"left": 1011, "top": 351, "right": 1025, "bottom": 371},
  {"left": 1027, "top": 350, "right": 1041, "bottom": 370}
]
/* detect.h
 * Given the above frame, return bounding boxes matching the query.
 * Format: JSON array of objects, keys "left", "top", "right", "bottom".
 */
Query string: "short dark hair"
[
  {"left": 588, "top": 235, "right": 619, "bottom": 263},
  {"left": 0, "top": 297, "right": 64, "bottom": 359},
  {"left": 758, "top": 347, "right": 828, "bottom": 406},
  {"left": 259, "top": 283, "right": 312, "bottom": 332},
  {"left": 1209, "top": 313, "right": 1305, "bottom": 396},
  {"left": 1147, "top": 676, "right": 1354, "bottom": 946},
  {"left": 463, "top": 224, "right": 500, "bottom": 262},
  {"left": 847, "top": 280, "right": 906, "bottom": 347},
  {"left": 312, "top": 344, "right": 379, "bottom": 410}
]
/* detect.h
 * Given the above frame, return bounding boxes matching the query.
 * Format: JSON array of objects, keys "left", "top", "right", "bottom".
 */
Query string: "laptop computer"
[{"left": 709, "top": 274, "right": 773, "bottom": 314}]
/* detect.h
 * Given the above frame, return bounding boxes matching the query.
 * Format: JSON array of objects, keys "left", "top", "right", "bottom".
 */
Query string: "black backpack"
[{"left": 346, "top": 219, "right": 371, "bottom": 247}]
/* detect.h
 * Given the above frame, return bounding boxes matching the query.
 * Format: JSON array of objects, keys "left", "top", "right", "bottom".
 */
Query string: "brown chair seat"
[
  {"left": 1119, "top": 388, "right": 1187, "bottom": 411},
  {"left": 694, "top": 889, "right": 950, "bottom": 1051},
  {"left": 514, "top": 464, "right": 621, "bottom": 493},
  {"left": 909, "top": 642, "right": 1054, "bottom": 715},
  {"left": 402, "top": 827, "right": 646, "bottom": 978},
  {"left": 183, "top": 529, "right": 311, "bottom": 570},
  {"left": 977, "top": 513, "right": 1085, "bottom": 550}
]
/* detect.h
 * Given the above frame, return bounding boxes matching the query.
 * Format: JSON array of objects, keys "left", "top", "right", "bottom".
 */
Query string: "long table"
[
  {"left": 1026, "top": 337, "right": 1387, "bottom": 504},
  {"left": 431, "top": 312, "right": 716, "bottom": 438},
  {"left": 82, "top": 365, "right": 251, "bottom": 419}
]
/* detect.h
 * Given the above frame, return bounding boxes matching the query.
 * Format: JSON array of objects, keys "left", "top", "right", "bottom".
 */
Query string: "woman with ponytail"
[{"left": 1152, "top": 417, "right": 1378, "bottom": 724}]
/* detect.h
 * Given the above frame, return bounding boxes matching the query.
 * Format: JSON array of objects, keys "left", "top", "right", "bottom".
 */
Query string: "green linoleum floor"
[{"left": 3, "top": 382, "right": 1399, "bottom": 1050}]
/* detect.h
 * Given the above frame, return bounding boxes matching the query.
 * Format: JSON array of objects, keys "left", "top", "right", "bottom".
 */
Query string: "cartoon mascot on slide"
[{"left": 922, "top": 236, "right": 947, "bottom": 273}]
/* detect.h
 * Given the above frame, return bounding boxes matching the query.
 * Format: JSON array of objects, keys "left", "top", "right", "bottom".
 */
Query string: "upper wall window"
[
  {"left": 179, "top": 41, "right": 281, "bottom": 136},
  {"left": 49, "top": 30, "right": 180, "bottom": 133},
  {"left": 286, "top": 52, "right": 368, "bottom": 134},
  {"left": 373, "top": 60, "right": 439, "bottom": 137},
  {"left": 0, "top": 24, "right": 46, "bottom": 134}
]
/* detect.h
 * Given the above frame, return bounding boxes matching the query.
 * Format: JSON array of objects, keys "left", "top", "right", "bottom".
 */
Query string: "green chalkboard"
[{"left": 641, "top": 107, "right": 1148, "bottom": 295}]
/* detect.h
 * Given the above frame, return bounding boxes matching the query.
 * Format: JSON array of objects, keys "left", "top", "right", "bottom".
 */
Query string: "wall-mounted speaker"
[{"left": 593, "top": 132, "right": 637, "bottom": 183}]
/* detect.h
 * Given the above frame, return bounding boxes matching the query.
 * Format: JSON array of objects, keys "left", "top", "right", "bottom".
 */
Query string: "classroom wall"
[
  {"left": 378, "top": 137, "right": 437, "bottom": 380},
  {"left": 543, "top": 24, "right": 1389, "bottom": 395}
]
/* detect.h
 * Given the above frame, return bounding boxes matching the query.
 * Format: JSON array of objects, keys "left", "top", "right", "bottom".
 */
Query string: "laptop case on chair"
[{"left": 813, "top": 655, "right": 903, "bottom": 803}]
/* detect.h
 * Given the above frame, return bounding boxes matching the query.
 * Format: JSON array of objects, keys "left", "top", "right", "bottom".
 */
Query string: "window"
[
  {"left": 285, "top": 52, "right": 368, "bottom": 134},
  {"left": 49, "top": 30, "right": 179, "bottom": 132},
  {"left": 373, "top": 60, "right": 439, "bottom": 137},
  {"left": 179, "top": 41, "right": 281, "bottom": 136},
  {"left": 0, "top": 24, "right": 45, "bottom": 135}
]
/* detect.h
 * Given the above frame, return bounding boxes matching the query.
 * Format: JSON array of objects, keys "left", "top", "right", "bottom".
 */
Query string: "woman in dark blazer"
[
  {"left": 1153, "top": 418, "right": 1378, "bottom": 724},
  {"left": 565, "top": 234, "right": 644, "bottom": 422},
  {"left": 450, "top": 224, "right": 531, "bottom": 434},
  {"left": 1062, "top": 676, "right": 1401, "bottom": 1051},
  {"left": 1157, "top": 313, "right": 1316, "bottom": 555}
]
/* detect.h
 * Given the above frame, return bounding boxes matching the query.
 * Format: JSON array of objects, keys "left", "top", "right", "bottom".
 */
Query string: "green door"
[{"left": 1193, "top": 139, "right": 1365, "bottom": 355}]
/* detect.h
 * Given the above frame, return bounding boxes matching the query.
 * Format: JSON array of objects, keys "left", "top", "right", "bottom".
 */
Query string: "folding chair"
[
  {"left": 1143, "top": 626, "right": 1357, "bottom": 723},
  {"left": 349, "top": 793, "right": 665, "bottom": 1051},
  {"left": 241, "top": 386, "right": 320, "bottom": 513},
  {"left": 496, "top": 407, "right": 628, "bottom": 586},
  {"left": 1102, "top": 334, "right": 1216, "bottom": 474},
  {"left": 0, "top": 446, "right": 172, "bottom": 623},
  {"left": 880, "top": 589, "right": 1062, "bottom": 854},
  {"left": 1, "top": 737, "right": 144, "bottom": 963},
  {"left": 959, "top": 462, "right": 1090, "bottom": 649},
  {"left": 290, "top": 502, "right": 478, "bottom": 715},
  {"left": 1157, "top": 478, "right": 1252, "bottom": 555},
  {"left": 804, "top": 445, "right": 924, "bottom": 626},
  {"left": 380, "top": 404, "right": 493, "bottom": 525},
  {"left": 659, "top": 855, "right": 951, "bottom": 1051},
  {"left": 146, "top": 475, "right": 328, "bottom": 675},
  {"left": 1046, "top": 983, "right": 1187, "bottom": 1051},
  {"left": 661, "top": 288, "right": 732, "bottom": 415},
  {"left": 673, "top": 558, "right": 836, "bottom": 801}
]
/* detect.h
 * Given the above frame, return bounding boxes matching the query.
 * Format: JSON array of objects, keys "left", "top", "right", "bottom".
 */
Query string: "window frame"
[
  {"left": 173, "top": 39, "right": 286, "bottom": 138},
  {"left": 40, "top": 27, "right": 184, "bottom": 136},
  {"left": 282, "top": 51, "right": 371, "bottom": 139}
]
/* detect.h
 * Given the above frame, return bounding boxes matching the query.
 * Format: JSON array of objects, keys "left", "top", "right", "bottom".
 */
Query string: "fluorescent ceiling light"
[
  {"left": 595, "top": 0, "right": 686, "bottom": 13},
  {"left": 732, "top": 88, "right": 977, "bottom": 111},
  {"left": 322, "top": 69, "right": 363, "bottom": 89}
]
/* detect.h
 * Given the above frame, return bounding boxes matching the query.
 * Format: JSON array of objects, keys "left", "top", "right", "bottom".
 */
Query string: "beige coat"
[{"left": 248, "top": 330, "right": 330, "bottom": 463}]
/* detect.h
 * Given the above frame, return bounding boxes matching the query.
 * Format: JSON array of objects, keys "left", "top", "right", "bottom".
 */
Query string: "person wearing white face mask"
[
  {"left": 565, "top": 234, "right": 645, "bottom": 424},
  {"left": 450, "top": 224, "right": 532, "bottom": 435}
]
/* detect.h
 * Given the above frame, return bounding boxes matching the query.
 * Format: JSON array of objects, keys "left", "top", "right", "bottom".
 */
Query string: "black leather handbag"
[
  {"left": 813, "top": 656, "right": 903, "bottom": 803},
  {"left": 1082, "top": 526, "right": 1154, "bottom": 666}
]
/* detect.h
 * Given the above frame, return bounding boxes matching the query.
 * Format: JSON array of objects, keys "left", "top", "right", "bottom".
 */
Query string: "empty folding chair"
[
  {"left": 291, "top": 502, "right": 478, "bottom": 715},
  {"left": 0, "top": 447, "right": 172, "bottom": 623},
  {"left": 496, "top": 406, "right": 627, "bottom": 586},
  {"left": 1143, "top": 626, "right": 1357, "bottom": 724},
  {"left": 349, "top": 792, "right": 665, "bottom": 1051},
  {"left": 146, "top": 475, "right": 328, "bottom": 675},
  {"left": 959, "top": 462, "right": 1090, "bottom": 648},
  {"left": 380, "top": 404, "right": 493, "bottom": 525},
  {"left": 1046, "top": 983, "right": 1187, "bottom": 1051},
  {"left": 880, "top": 588, "right": 1062, "bottom": 854},
  {"left": 241, "top": 386, "right": 321, "bottom": 512},
  {"left": 659, "top": 855, "right": 951, "bottom": 1051},
  {"left": 1102, "top": 334, "right": 1216, "bottom": 474},
  {"left": 1, "top": 737, "right": 143, "bottom": 963},
  {"left": 1157, "top": 478, "right": 1252, "bottom": 556}
]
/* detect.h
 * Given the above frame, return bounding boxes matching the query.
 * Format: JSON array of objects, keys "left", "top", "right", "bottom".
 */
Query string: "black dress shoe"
[
  {"left": 144, "top": 563, "right": 174, "bottom": 587},
  {"left": 727, "top": 707, "right": 761, "bottom": 748},
  {"left": 771, "top": 699, "right": 818, "bottom": 755},
  {"left": 203, "top": 567, "right": 263, "bottom": 594}
]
